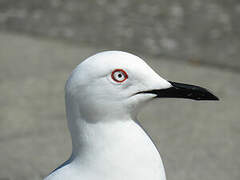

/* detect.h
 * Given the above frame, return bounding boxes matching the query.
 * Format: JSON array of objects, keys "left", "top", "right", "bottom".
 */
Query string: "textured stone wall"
[{"left": 0, "top": 0, "right": 239, "bottom": 69}]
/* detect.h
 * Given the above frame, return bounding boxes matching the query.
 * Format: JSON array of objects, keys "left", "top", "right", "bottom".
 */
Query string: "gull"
[{"left": 44, "top": 51, "right": 218, "bottom": 180}]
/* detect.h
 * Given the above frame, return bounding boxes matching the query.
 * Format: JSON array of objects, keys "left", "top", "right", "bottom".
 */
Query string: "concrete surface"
[
  {"left": 0, "top": 0, "right": 240, "bottom": 70},
  {"left": 0, "top": 32, "right": 239, "bottom": 180}
]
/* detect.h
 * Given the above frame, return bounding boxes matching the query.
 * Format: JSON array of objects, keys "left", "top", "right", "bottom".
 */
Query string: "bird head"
[{"left": 65, "top": 51, "right": 218, "bottom": 122}]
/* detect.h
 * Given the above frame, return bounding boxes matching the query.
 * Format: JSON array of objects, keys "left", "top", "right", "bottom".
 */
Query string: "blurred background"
[{"left": 0, "top": 0, "right": 239, "bottom": 180}]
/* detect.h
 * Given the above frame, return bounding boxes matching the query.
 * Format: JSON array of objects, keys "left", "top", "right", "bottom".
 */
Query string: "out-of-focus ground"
[
  {"left": 0, "top": 0, "right": 240, "bottom": 70},
  {"left": 0, "top": 32, "right": 239, "bottom": 180},
  {"left": 0, "top": 0, "right": 240, "bottom": 180}
]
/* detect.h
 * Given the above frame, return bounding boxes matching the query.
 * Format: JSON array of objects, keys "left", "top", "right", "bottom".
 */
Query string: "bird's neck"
[
  {"left": 65, "top": 94, "right": 141, "bottom": 159},
  {"left": 70, "top": 117, "right": 163, "bottom": 169},
  {"left": 65, "top": 97, "right": 166, "bottom": 179},
  {"left": 69, "top": 117, "right": 144, "bottom": 159},
  {"left": 66, "top": 114, "right": 166, "bottom": 180}
]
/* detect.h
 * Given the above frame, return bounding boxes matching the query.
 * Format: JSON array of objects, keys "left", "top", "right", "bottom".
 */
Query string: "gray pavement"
[
  {"left": 0, "top": 32, "right": 239, "bottom": 180},
  {"left": 0, "top": 0, "right": 240, "bottom": 70}
]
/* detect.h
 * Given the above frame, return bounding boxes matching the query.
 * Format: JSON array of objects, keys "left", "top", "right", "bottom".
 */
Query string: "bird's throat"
[{"left": 68, "top": 118, "right": 166, "bottom": 179}]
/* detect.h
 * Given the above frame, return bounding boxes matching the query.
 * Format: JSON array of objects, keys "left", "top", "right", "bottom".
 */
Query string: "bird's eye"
[{"left": 111, "top": 69, "right": 128, "bottom": 83}]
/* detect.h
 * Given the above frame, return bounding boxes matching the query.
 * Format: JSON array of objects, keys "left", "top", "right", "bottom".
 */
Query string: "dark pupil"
[{"left": 118, "top": 73, "right": 123, "bottom": 78}]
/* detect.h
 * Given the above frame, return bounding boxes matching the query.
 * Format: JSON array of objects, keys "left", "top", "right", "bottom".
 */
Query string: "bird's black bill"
[{"left": 140, "top": 81, "right": 219, "bottom": 101}]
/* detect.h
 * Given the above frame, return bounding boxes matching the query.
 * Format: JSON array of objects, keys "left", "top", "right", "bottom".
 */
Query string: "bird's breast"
[{"left": 71, "top": 120, "right": 166, "bottom": 180}]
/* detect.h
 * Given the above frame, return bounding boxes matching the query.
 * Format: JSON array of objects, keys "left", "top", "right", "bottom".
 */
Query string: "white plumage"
[{"left": 44, "top": 51, "right": 218, "bottom": 180}]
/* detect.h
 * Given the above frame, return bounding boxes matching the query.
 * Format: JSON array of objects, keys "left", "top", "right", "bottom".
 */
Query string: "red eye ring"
[{"left": 111, "top": 69, "right": 128, "bottom": 83}]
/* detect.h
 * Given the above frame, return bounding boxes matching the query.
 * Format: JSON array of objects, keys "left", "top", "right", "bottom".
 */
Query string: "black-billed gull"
[{"left": 44, "top": 51, "right": 218, "bottom": 180}]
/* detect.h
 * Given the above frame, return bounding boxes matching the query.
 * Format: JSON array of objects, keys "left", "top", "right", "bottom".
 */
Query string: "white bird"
[{"left": 44, "top": 51, "right": 218, "bottom": 180}]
